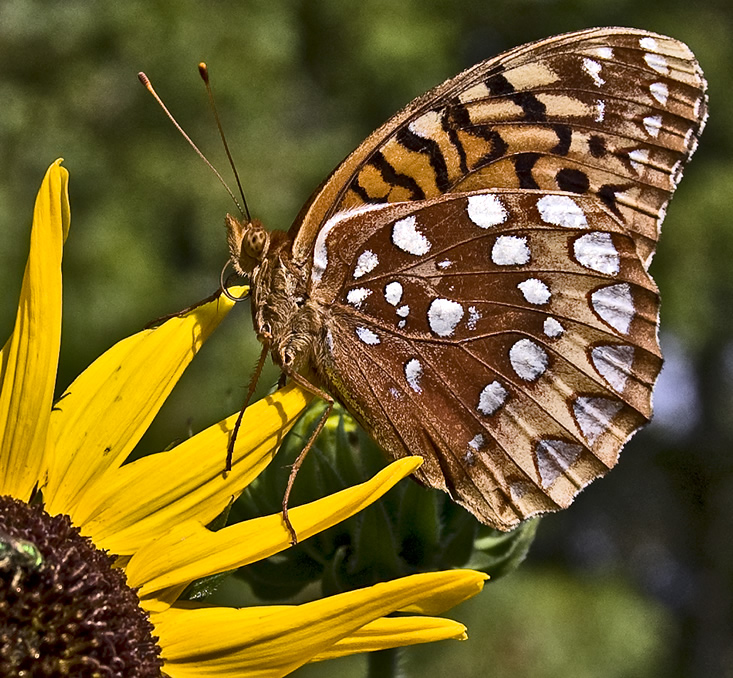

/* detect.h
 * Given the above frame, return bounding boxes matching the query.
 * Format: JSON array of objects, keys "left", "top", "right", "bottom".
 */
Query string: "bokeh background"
[{"left": 1, "top": 2, "right": 731, "bottom": 677}]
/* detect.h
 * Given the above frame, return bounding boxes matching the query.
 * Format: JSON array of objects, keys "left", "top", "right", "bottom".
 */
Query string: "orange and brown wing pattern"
[{"left": 292, "top": 27, "right": 707, "bottom": 269}]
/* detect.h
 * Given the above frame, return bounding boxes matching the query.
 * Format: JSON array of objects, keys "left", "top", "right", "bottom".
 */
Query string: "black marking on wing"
[
  {"left": 396, "top": 125, "right": 451, "bottom": 193},
  {"left": 369, "top": 151, "right": 426, "bottom": 200},
  {"left": 514, "top": 153, "right": 541, "bottom": 189}
]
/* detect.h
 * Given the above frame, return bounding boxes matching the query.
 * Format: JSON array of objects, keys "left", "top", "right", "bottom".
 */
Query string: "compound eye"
[{"left": 243, "top": 228, "right": 267, "bottom": 260}]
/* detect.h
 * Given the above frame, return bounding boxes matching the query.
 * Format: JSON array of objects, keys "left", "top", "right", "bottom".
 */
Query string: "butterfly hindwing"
[{"left": 310, "top": 190, "right": 661, "bottom": 527}]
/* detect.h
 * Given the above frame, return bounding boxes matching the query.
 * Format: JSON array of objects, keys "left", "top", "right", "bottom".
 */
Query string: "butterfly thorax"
[{"left": 227, "top": 214, "right": 322, "bottom": 371}]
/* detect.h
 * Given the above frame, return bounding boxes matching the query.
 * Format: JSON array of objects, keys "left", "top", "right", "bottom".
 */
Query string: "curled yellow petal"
[
  {"left": 0, "top": 160, "right": 70, "bottom": 500},
  {"left": 44, "top": 289, "right": 243, "bottom": 517},
  {"left": 129, "top": 456, "right": 423, "bottom": 600},
  {"left": 76, "top": 383, "right": 310, "bottom": 553},
  {"left": 310, "top": 615, "right": 468, "bottom": 662},
  {"left": 153, "top": 569, "right": 485, "bottom": 677}
]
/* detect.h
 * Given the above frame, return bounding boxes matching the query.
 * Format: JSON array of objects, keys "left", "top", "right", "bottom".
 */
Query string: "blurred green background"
[{"left": 1, "top": 1, "right": 731, "bottom": 676}]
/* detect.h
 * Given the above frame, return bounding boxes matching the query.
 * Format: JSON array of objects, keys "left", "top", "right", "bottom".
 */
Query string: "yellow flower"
[{"left": 0, "top": 161, "right": 487, "bottom": 677}]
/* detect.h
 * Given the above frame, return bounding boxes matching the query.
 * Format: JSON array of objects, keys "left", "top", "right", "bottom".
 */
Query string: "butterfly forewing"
[
  {"left": 239, "top": 28, "right": 706, "bottom": 531},
  {"left": 291, "top": 28, "right": 707, "bottom": 270},
  {"left": 310, "top": 190, "right": 662, "bottom": 527}
]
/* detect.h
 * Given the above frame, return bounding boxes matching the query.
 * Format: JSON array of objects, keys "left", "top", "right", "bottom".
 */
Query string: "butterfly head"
[{"left": 226, "top": 214, "right": 270, "bottom": 277}]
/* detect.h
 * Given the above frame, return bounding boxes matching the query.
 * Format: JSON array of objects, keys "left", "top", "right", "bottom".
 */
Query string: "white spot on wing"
[
  {"left": 573, "top": 396, "right": 623, "bottom": 444},
  {"left": 438, "top": 259, "right": 452, "bottom": 269},
  {"left": 356, "top": 326, "right": 380, "bottom": 345},
  {"left": 639, "top": 36, "right": 660, "bottom": 51},
  {"left": 405, "top": 358, "right": 423, "bottom": 393},
  {"left": 592, "top": 47, "right": 614, "bottom": 59},
  {"left": 466, "top": 433, "right": 484, "bottom": 466},
  {"left": 591, "top": 283, "right": 635, "bottom": 334},
  {"left": 468, "top": 433, "right": 485, "bottom": 450},
  {"left": 408, "top": 110, "right": 442, "bottom": 138},
  {"left": 684, "top": 128, "right": 698, "bottom": 153},
  {"left": 644, "top": 52, "right": 670, "bottom": 75},
  {"left": 591, "top": 344, "right": 635, "bottom": 392},
  {"left": 492, "top": 235, "right": 530, "bottom": 266},
  {"left": 384, "top": 281, "right": 403, "bottom": 306},
  {"left": 347, "top": 287, "right": 371, "bottom": 308},
  {"left": 427, "top": 298, "right": 464, "bottom": 337},
  {"left": 573, "top": 232, "right": 620, "bottom": 275},
  {"left": 582, "top": 58, "right": 604, "bottom": 86},
  {"left": 643, "top": 114, "right": 663, "bottom": 138},
  {"left": 467, "top": 194, "right": 508, "bottom": 228},
  {"left": 478, "top": 381, "right": 508, "bottom": 415},
  {"left": 354, "top": 250, "right": 379, "bottom": 279},
  {"left": 537, "top": 195, "right": 588, "bottom": 229},
  {"left": 628, "top": 148, "right": 649, "bottom": 174},
  {"left": 595, "top": 100, "right": 605, "bottom": 122},
  {"left": 396, "top": 305, "right": 410, "bottom": 318},
  {"left": 312, "top": 224, "right": 335, "bottom": 283},
  {"left": 535, "top": 439, "right": 583, "bottom": 488},
  {"left": 670, "top": 159, "right": 683, "bottom": 188},
  {"left": 656, "top": 202, "right": 668, "bottom": 232},
  {"left": 312, "top": 203, "right": 386, "bottom": 283},
  {"left": 544, "top": 317, "right": 564, "bottom": 338},
  {"left": 468, "top": 306, "right": 480, "bottom": 330},
  {"left": 518, "top": 278, "right": 551, "bottom": 305},
  {"left": 392, "top": 215, "right": 431, "bottom": 255},
  {"left": 509, "top": 339, "right": 549, "bottom": 381},
  {"left": 649, "top": 81, "right": 669, "bottom": 105},
  {"left": 693, "top": 96, "right": 703, "bottom": 119}
]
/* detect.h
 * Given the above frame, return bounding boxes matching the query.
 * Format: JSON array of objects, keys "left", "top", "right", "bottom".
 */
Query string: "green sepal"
[
  {"left": 467, "top": 519, "right": 540, "bottom": 580},
  {"left": 233, "top": 400, "right": 539, "bottom": 599}
]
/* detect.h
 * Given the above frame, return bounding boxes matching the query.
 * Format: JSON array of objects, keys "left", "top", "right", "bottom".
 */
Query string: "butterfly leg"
[
  {"left": 226, "top": 343, "right": 269, "bottom": 471},
  {"left": 280, "top": 369, "right": 335, "bottom": 545}
]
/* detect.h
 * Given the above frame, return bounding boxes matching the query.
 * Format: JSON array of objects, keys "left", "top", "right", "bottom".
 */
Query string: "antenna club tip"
[
  {"left": 137, "top": 72, "right": 149, "bottom": 84},
  {"left": 198, "top": 62, "right": 210, "bottom": 82}
]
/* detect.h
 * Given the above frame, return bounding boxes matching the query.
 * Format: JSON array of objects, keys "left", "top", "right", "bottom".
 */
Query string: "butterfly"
[{"left": 225, "top": 27, "right": 707, "bottom": 532}]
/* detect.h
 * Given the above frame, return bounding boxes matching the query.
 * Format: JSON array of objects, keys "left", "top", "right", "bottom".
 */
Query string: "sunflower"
[{"left": 0, "top": 160, "right": 487, "bottom": 677}]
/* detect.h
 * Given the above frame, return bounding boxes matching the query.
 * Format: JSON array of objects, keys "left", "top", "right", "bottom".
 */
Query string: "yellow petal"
[
  {"left": 129, "top": 456, "right": 422, "bottom": 602},
  {"left": 44, "top": 289, "right": 243, "bottom": 517},
  {"left": 309, "top": 616, "right": 467, "bottom": 661},
  {"left": 0, "top": 160, "right": 70, "bottom": 500},
  {"left": 74, "top": 383, "right": 310, "bottom": 553},
  {"left": 153, "top": 570, "right": 485, "bottom": 677}
]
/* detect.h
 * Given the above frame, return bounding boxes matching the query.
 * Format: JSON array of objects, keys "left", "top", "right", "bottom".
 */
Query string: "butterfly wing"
[
  {"left": 310, "top": 190, "right": 661, "bottom": 528},
  {"left": 291, "top": 27, "right": 707, "bottom": 269},
  {"left": 288, "top": 27, "right": 705, "bottom": 528}
]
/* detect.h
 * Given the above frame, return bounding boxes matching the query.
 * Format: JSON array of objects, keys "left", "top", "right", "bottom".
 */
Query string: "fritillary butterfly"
[{"left": 226, "top": 28, "right": 707, "bottom": 530}]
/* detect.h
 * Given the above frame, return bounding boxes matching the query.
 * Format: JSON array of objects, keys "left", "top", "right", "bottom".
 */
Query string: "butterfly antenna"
[
  {"left": 137, "top": 71, "right": 246, "bottom": 218},
  {"left": 198, "top": 63, "right": 252, "bottom": 223}
]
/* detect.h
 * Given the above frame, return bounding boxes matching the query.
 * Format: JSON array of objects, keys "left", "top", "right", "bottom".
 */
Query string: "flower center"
[{"left": 0, "top": 495, "right": 162, "bottom": 677}]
